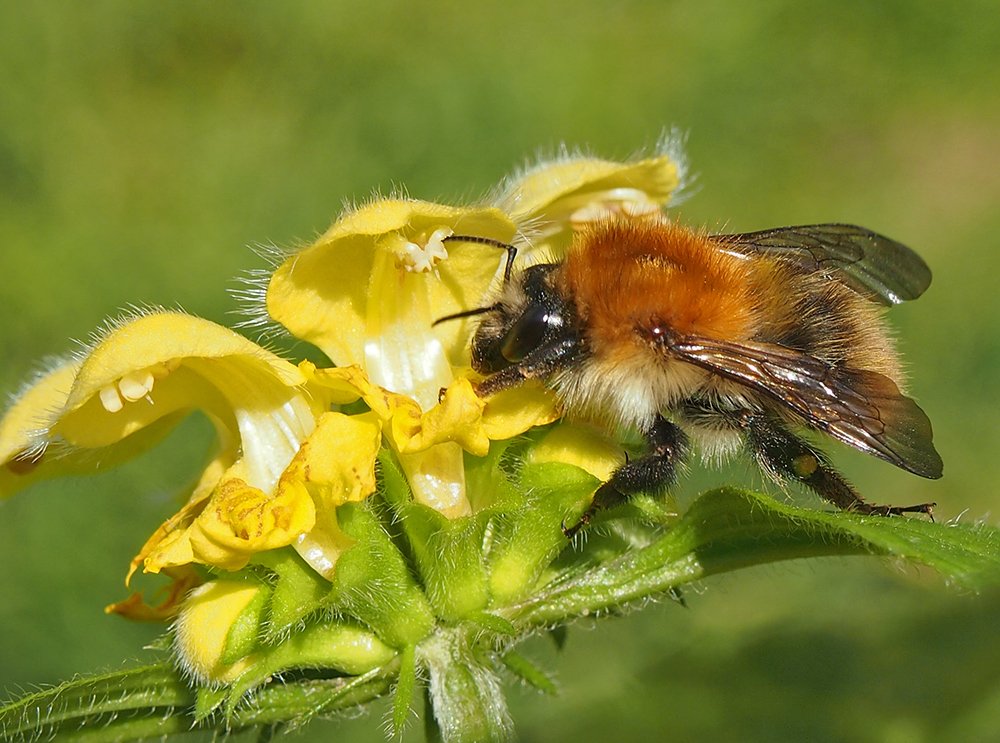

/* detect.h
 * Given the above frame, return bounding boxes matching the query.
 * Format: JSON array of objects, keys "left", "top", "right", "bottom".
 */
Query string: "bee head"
[{"left": 470, "top": 264, "right": 583, "bottom": 393}]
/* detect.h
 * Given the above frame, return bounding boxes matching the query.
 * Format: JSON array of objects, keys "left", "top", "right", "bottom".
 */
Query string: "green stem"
[
  {"left": 507, "top": 487, "right": 1000, "bottom": 627},
  {"left": 0, "top": 661, "right": 395, "bottom": 741},
  {"left": 419, "top": 628, "right": 512, "bottom": 743}
]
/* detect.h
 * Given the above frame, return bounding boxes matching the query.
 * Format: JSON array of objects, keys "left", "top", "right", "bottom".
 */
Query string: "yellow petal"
[
  {"left": 279, "top": 411, "right": 381, "bottom": 508},
  {"left": 0, "top": 360, "right": 78, "bottom": 497},
  {"left": 267, "top": 199, "right": 517, "bottom": 372},
  {"left": 386, "top": 378, "right": 487, "bottom": 456},
  {"left": 479, "top": 379, "right": 562, "bottom": 441},
  {"left": 494, "top": 139, "right": 685, "bottom": 258},
  {"left": 64, "top": 312, "right": 303, "bottom": 415},
  {"left": 50, "top": 311, "right": 314, "bottom": 494},
  {"left": 308, "top": 366, "right": 480, "bottom": 517},
  {"left": 527, "top": 423, "right": 626, "bottom": 482},
  {"left": 309, "top": 367, "right": 492, "bottom": 455}
]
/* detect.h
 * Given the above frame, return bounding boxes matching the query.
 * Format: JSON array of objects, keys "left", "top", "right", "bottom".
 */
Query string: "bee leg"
[
  {"left": 563, "top": 416, "right": 689, "bottom": 538},
  {"left": 742, "top": 415, "right": 935, "bottom": 517}
]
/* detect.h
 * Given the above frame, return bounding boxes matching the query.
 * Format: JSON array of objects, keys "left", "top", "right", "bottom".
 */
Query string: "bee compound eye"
[{"left": 500, "top": 304, "right": 560, "bottom": 363}]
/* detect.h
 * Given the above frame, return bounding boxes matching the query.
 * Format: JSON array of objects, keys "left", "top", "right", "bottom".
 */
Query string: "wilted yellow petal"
[
  {"left": 527, "top": 423, "right": 626, "bottom": 482},
  {"left": 146, "top": 477, "right": 316, "bottom": 572},
  {"left": 105, "top": 566, "right": 203, "bottom": 621}
]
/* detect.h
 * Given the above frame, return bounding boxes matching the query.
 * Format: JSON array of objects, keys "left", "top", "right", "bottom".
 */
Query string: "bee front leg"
[
  {"left": 563, "top": 416, "right": 690, "bottom": 538},
  {"left": 741, "top": 414, "right": 935, "bottom": 517}
]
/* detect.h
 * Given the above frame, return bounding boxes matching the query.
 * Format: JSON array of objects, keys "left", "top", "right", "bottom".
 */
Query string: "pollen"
[
  {"left": 397, "top": 227, "right": 454, "bottom": 273},
  {"left": 792, "top": 453, "right": 819, "bottom": 478}
]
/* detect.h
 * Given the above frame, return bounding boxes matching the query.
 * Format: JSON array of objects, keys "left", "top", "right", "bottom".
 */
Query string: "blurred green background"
[{"left": 1, "top": 2, "right": 998, "bottom": 741}]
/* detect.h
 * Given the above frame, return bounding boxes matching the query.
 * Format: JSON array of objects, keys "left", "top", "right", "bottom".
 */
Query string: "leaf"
[
  {"left": 500, "top": 651, "right": 558, "bottom": 695},
  {"left": 391, "top": 644, "right": 418, "bottom": 737},
  {"left": 508, "top": 487, "right": 1000, "bottom": 627}
]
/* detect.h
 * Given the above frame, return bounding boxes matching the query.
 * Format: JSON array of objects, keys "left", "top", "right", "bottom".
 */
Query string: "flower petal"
[
  {"left": 479, "top": 380, "right": 561, "bottom": 441},
  {"left": 0, "top": 359, "right": 78, "bottom": 497},
  {"left": 303, "top": 364, "right": 492, "bottom": 456},
  {"left": 267, "top": 199, "right": 517, "bottom": 373},
  {"left": 527, "top": 423, "right": 626, "bottom": 482},
  {"left": 280, "top": 411, "right": 381, "bottom": 508},
  {"left": 493, "top": 140, "right": 686, "bottom": 259},
  {"left": 145, "top": 476, "right": 317, "bottom": 573},
  {"left": 105, "top": 566, "right": 203, "bottom": 621},
  {"left": 49, "top": 311, "right": 314, "bottom": 494}
]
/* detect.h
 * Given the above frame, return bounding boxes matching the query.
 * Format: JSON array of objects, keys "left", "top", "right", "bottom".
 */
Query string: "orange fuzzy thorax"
[{"left": 559, "top": 220, "right": 768, "bottom": 362}]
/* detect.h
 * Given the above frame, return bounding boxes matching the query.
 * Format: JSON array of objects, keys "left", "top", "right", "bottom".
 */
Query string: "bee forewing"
[
  {"left": 647, "top": 330, "right": 943, "bottom": 479},
  {"left": 713, "top": 223, "right": 932, "bottom": 305}
]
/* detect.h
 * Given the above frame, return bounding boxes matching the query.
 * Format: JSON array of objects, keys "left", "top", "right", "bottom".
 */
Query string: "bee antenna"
[
  {"left": 432, "top": 303, "right": 500, "bottom": 327},
  {"left": 442, "top": 235, "right": 518, "bottom": 286}
]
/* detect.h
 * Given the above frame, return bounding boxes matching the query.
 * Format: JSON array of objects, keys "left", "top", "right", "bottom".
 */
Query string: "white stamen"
[
  {"left": 398, "top": 227, "right": 454, "bottom": 273},
  {"left": 118, "top": 370, "right": 155, "bottom": 402},
  {"left": 99, "top": 385, "right": 124, "bottom": 413}
]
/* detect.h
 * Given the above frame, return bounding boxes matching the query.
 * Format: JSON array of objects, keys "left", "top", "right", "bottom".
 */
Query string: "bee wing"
[
  {"left": 655, "top": 331, "right": 943, "bottom": 478},
  {"left": 713, "top": 224, "right": 931, "bottom": 305}
]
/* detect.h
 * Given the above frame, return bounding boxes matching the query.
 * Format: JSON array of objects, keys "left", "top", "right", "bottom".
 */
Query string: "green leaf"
[
  {"left": 500, "top": 651, "right": 558, "bottom": 695},
  {"left": 507, "top": 487, "right": 1000, "bottom": 627},
  {"left": 392, "top": 644, "right": 418, "bottom": 736}
]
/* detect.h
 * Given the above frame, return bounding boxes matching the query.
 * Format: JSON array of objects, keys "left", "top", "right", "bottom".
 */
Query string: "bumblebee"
[{"left": 440, "top": 218, "right": 942, "bottom": 535}]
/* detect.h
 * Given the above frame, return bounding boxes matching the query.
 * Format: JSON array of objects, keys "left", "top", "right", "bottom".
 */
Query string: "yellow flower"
[
  {"left": 2, "top": 144, "right": 688, "bottom": 608},
  {"left": 265, "top": 199, "right": 534, "bottom": 517},
  {"left": 266, "top": 199, "right": 518, "bottom": 395},
  {"left": 0, "top": 306, "right": 559, "bottom": 592},
  {"left": 0, "top": 312, "right": 326, "bottom": 578}
]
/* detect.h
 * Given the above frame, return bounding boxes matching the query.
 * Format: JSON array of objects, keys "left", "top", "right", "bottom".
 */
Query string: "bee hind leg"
[
  {"left": 563, "top": 416, "right": 690, "bottom": 538},
  {"left": 741, "top": 414, "right": 935, "bottom": 518}
]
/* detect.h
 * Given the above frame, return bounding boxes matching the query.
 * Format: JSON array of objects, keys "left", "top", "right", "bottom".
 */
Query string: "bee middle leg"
[
  {"left": 563, "top": 415, "right": 690, "bottom": 538},
  {"left": 740, "top": 414, "right": 934, "bottom": 517}
]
